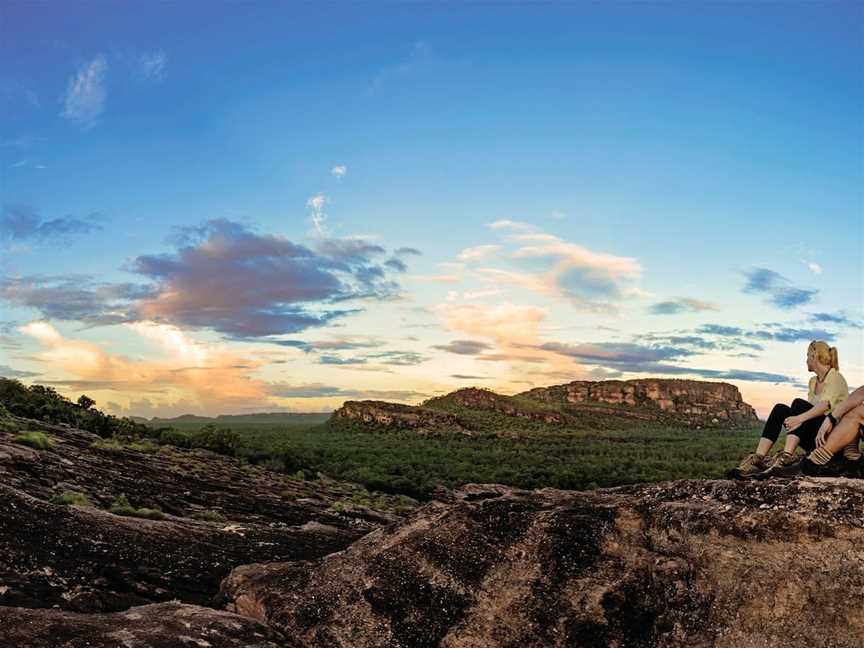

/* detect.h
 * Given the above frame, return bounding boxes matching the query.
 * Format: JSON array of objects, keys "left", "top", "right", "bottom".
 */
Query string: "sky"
[{"left": 1, "top": 1, "right": 862, "bottom": 418}]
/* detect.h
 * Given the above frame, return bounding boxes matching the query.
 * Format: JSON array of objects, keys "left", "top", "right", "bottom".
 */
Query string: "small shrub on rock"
[
  {"left": 13, "top": 431, "right": 54, "bottom": 450},
  {"left": 50, "top": 490, "right": 93, "bottom": 507}
]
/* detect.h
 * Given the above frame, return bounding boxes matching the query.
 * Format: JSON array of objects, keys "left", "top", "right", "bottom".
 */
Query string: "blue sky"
[{"left": 1, "top": 2, "right": 862, "bottom": 417}]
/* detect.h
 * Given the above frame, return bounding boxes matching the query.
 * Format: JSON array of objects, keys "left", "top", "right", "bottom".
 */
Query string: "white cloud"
[
  {"left": 306, "top": 193, "right": 329, "bottom": 236},
  {"left": 61, "top": 55, "right": 108, "bottom": 129},
  {"left": 805, "top": 261, "right": 823, "bottom": 275},
  {"left": 486, "top": 219, "right": 537, "bottom": 233},
  {"left": 134, "top": 49, "right": 168, "bottom": 83},
  {"left": 331, "top": 165, "right": 347, "bottom": 179},
  {"left": 456, "top": 244, "right": 501, "bottom": 262}
]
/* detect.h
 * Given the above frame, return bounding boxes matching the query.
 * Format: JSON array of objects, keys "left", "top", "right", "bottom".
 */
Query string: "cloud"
[
  {"left": 456, "top": 244, "right": 501, "bottom": 262},
  {"left": 804, "top": 261, "right": 822, "bottom": 275},
  {"left": 0, "top": 364, "right": 39, "bottom": 379},
  {"left": 531, "top": 341, "right": 695, "bottom": 367},
  {"left": 478, "top": 223, "right": 643, "bottom": 312},
  {"left": 268, "top": 382, "right": 426, "bottom": 401},
  {"left": 0, "top": 276, "right": 145, "bottom": 325},
  {"left": 18, "top": 321, "right": 278, "bottom": 412},
  {"left": 306, "top": 193, "right": 328, "bottom": 236},
  {"left": 0, "top": 204, "right": 100, "bottom": 241},
  {"left": 533, "top": 339, "right": 795, "bottom": 384},
  {"left": 270, "top": 337, "right": 384, "bottom": 353},
  {"left": 132, "top": 220, "right": 400, "bottom": 337},
  {"left": 696, "top": 323, "right": 835, "bottom": 343},
  {"left": 649, "top": 297, "right": 718, "bottom": 315},
  {"left": 331, "top": 165, "right": 347, "bottom": 179},
  {"left": 436, "top": 302, "right": 547, "bottom": 347},
  {"left": 407, "top": 274, "right": 461, "bottom": 283},
  {"left": 432, "top": 339, "right": 494, "bottom": 355},
  {"left": 808, "top": 311, "right": 864, "bottom": 329},
  {"left": 318, "top": 355, "right": 367, "bottom": 365},
  {"left": 1, "top": 220, "right": 405, "bottom": 338},
  {"left": 61, "top": 55, "right": 108, "bottom": 129},
  {"left": 363, "top": 350, "right": 427, "bottom": 365},
  {"left": 394, "top": 247, "right": 422, "bottom": 256},
  {"left": 486, "top": 219, "right": 537, "bottom": 233},
  {"left": 132, "top": 49, "right": 167, "bottom": 83},
  {"left": 450, "top": 374, "right": 492, "bottom": 380},
  {"left": 369, "top": 40, "right": 437, "bottom": 93},
  {"left": 741, "top": 267, "right": 817, "bottom": 309}
]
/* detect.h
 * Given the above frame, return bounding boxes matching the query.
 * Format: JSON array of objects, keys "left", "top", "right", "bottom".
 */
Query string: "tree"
[{"left": 77, "top": 395, "right": 96, "bottom": 410}]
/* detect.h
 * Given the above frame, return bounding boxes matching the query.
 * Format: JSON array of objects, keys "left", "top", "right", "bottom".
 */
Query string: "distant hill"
[
  {"left": 331, "top": 379, "right": 759, "bottom": 435},
  {"left": 148, "top": 412, "right": 331, "bottom": 426}
]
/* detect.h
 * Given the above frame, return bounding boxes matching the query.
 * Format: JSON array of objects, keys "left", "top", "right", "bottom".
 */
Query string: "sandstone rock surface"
[
  {"left": 222, "top": 479, "right": 864, "bottom": 648},
  {"left": 0, "top": 601, "right": 292, "bottom": 647},
  {"left": 0, "top": 417, "right": 402, "bottom": 612},
  {"left": 519, "top": 378, "right": 758, "bottom": 426}
]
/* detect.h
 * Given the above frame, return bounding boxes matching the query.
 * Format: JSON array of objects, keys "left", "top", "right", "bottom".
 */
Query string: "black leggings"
[{"left": 761, "top": 398, "right": 825, "bottom": 454}]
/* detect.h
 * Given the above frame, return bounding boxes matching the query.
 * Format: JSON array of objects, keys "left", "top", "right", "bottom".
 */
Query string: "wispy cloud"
[
  {"left": 268, "top": 382, "right": 427, "bottom": 401},
  {"left": 478, "top": 222, "right": 643, "bottom": 313},
  {"left": 369, "top": 40, "right": 435, "bottom": 93},
  {"left": 431, "top": 339, "right": 494, "bottom": 355},
  {"left": 61, "top": 55, "right": 108, "bottom": 129},
  {"left": 456, "top": 244, "right": 501, "bottom": 262},
  {"left": 0, "top": 204, "right": 101, "bottom": 241},
  {"left": 132, "top": 49, "right": 167, "bottom": 83},
  {"left": 649, "top": 297, "right": 718, "bottom": 315},
  {"left": 306, "top": 193, "right": 328, "bottom": 236},
  {"left": 532, "top": 340, "right": 795, "bottom": 384},
  {"left": 741, "top": 267, "right": 817, "bottom": 309},
  {"left": 808, "top": 311, "right": 864, "bottom": 329},
  {"left": 331, "top": 165, "right": 347, "bottom": 179}
]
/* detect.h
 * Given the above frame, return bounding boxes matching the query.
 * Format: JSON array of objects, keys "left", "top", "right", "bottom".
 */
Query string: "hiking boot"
[
  {"left": 801, "top": 456, "right": 846, "bottom": 478},
  {"left": 726, "top": 453, "right": 769, "bottom": 480},
  {"left": 752, "top": 451, "right": 801, "bottom": 480}
]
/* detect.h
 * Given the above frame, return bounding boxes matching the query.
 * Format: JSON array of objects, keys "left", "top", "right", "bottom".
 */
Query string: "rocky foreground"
[
  {"left": 0, "top": 416, "right": 405, "bottom": 612},
  {"left": 2, "top": 412, "right": 863, "bottom": 647},
  {"left": 221, "top": 479, "right": 864, "bottom": 648}
]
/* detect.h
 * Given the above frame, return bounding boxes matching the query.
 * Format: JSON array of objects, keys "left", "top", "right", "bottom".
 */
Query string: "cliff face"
[
  {"left": 222, "top": 479, "right": 864, "bottom": 648},
  {"left": 519, "top": 379, "right": 758, "bottom": 425},
  {"left": 332, "top": 400, "right": 470, "bottom": 433}
]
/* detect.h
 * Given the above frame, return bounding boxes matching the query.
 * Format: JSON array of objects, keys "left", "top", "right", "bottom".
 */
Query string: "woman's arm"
[
  {"left": 832, "top": 385, "right": 864, "bottom": 421},
  {"left": 784, "top": 400, "right": 829, "bottom": 431},
  {"left": 815, "top": 385, "right": 863, "bottom": 447}
]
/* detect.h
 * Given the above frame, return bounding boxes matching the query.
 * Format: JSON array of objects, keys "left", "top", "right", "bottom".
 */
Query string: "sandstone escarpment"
[
  {"left": 519, "top": 379, "right": 758, "bottom": 426},
  {"left": 222, "top": 479, "right": 864, "bottom": 648},
  {"left": 332, "top": 400, "right": 470, "bottom": 434}
]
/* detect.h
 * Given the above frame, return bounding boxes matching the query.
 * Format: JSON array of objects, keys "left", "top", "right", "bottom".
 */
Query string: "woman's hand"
[
  {"left": 816, "top": 417, "right": 833, "bottom": 447},
  {"left": 783, "top": 416, "right": 803, "bottom": 433}
]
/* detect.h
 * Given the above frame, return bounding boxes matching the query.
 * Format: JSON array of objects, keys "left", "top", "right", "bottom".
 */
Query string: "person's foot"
[
  {"left": 801, "top": 455, "right": 846, "bottom": 478},
  {"left": 752, "top": 450, "right": 801, "bottom": 480},
  {"left": 842, "top": 442, "right": 862, "bottom": 462},
  {"left": 726, "top": 452, "right": 769, "bottom": 480}
]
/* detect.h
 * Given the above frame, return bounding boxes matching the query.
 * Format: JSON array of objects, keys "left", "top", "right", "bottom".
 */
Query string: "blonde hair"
[{"left": 809, "top": 340, "right": 839, "bottom": 370}]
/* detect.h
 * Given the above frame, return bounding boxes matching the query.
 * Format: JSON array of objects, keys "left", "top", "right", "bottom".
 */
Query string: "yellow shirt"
[{"left": 807, "top": 368, "right": 849, "bottom": 413}]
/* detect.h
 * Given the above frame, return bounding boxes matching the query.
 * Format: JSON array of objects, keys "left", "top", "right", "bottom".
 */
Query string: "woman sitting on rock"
[{"left": 726, "top": 340, "right": 849, "bottom": 480}]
